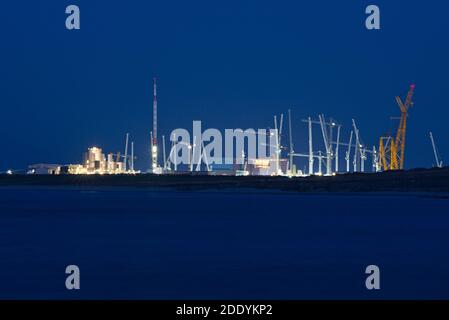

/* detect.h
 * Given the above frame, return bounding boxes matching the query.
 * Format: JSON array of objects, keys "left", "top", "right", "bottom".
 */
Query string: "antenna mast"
[{"left": 151, "top": 77, "right": 159, "bottom": 171}]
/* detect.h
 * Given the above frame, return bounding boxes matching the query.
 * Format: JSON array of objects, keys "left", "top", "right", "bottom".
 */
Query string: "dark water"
[{"left": 0, "top": 187, "right": 448, "bottom": 300}]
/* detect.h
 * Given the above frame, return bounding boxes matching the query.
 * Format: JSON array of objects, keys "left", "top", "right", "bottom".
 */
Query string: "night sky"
[{"left": 1, "top": 1, "right": 448, "bottom": 171}]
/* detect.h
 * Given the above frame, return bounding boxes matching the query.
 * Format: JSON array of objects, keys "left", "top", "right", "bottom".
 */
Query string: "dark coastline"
[{"left": 1, "top": 167, "right": 448, "bottom": 193}]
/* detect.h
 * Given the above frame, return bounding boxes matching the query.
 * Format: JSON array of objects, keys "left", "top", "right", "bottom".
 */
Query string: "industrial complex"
[{"left": 17, "top": 81, "right": 444, "bottom": 178}]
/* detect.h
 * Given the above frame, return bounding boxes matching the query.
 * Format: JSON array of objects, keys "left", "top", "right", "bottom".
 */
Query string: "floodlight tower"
[{"left": 151, "top": 77, "right": 158, "bottom": 172}]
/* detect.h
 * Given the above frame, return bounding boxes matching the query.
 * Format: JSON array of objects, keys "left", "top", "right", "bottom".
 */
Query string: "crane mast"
[
  {"left": 429, "top": 132, "right": 443, "bottom": 168},
  {"left": 395, "top": 84, "right": 415, "bottom": 169},
  {"left": 346, "top": 130, "right": 353, "bottom": 172},
  {"left": 308, "top": 117, "right": 314, "bottom": 175},
  {"left": 379, "top": 85, "right": 415, "bottom": 171},
  {"left": 124, "top": 132, "right": 129, "bottom": 172},
  {"left": 288, "top": 109, "right": 294, "bottom": 175}
]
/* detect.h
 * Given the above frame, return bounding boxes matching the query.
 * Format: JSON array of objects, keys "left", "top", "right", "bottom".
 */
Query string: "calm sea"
[{"left": 0, "top": 187, "right": 448, "bottom": 299}]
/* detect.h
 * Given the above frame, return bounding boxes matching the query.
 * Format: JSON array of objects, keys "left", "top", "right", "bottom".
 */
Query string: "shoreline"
[{"left": 0, "top": 167, "right": 448, "bottom": 194}]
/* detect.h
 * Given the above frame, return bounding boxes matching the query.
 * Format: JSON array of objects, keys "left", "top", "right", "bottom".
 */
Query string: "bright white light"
[
  {"left": 152, "top": 146, "right": 157, "bottom": 153},
  {"left": 6, "top": 170, "right": 13, "bottom": 175}
]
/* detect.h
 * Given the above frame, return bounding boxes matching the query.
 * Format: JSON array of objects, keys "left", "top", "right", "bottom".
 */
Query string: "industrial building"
[
  {"left": 29, "top": 147, "right": 128, "bottom": 175},
  {"left": 27, "top": 164, "right": 61, "bottom": 175},
  {"left": 65, "top": 147, "right": 126, "bottom": 175}
]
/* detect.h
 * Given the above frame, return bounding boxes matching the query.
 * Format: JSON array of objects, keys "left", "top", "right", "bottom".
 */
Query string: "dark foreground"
[
  {"left": 1, "top": 167, "right": 449, "bottom": 193},
  {"left": 0, "top": 186, "right": 448, "bottom": 299}
]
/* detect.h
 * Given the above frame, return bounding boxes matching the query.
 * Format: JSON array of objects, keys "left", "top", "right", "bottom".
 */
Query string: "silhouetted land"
[{"left": 1, "top": 167, "right": 449, "bottom": 193}]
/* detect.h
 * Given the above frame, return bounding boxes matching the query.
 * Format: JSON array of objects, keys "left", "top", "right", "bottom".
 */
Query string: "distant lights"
[{"left": 6, "top": 170, "right": 13, "bottom": 175}]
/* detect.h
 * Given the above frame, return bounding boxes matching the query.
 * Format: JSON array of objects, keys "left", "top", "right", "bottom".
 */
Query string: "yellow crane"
[{"left": 379, "top": 84, "right": 415, "bottom": 171}]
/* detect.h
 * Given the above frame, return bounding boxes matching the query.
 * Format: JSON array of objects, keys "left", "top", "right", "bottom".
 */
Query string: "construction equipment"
[
  {"left": 163, "top": 135, "right": 168, "bottom": 171},
  {"left": 372, "top": 146, "right": 381, "bottom": 172},
  {"left": 352, "top": 119, "right": 361, "bottom": 172},
  {"left": 335, "top": 124, "right": 341, "bottom": 172},
  {"left": 162, "top": 135, "right": 167, "bottom": 171},
  {"left": 345, "top": 130, "right": 353, "bottom": 172},
  {"left": 124, "top": 133, "right": 129, "bottom": 171},
  {"left": 429, "top": 132, "right": 443, "bottom": 168},
  {"left": 299, "top": 115, "right": 338, "bottom": 176},
  {"left": 190, "top": 136, "right": 196, "bottom": 172},
  {"left": 305, "top": 117, "right": 314, "bottom": 175},
  {"left": 130, "top": 141, "right": 135, "bottom": 173},
  {"left": 319, "top": 114, "right": 332, "bottom": 175},
  {"left": 317, "top": 151, "right": 323, "bottom": 175},
  {"left": 288, "top": 109, "right": 295, "bottom": 175},
  {"left": 379, "top": 84, "right": 415, "bottom": 171},
  {"left": 167, "top": 132, "right": 178, "bottom": 172},
  {"left": 273, "top": 114, "right": 284, "bottom": 175},
  {"left": 195, "top": 139, "right": 211, "bottom": 172},
  {"left": 379, "top": 136, "right": 395, "bottom": 171},
  {"left": 318, "top": 114, "right": 342, "bottom": 175}
]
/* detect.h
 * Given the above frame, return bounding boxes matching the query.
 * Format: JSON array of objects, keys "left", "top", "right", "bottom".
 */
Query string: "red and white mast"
[
  {"left": 153, "top": 77, "right": 158, "bottom": 146},
  {"left": 151, "top": 77, "right": 159, "bottom": 171}
]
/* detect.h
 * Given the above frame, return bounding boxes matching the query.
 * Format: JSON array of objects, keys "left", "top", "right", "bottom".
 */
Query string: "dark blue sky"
[{"left": 1, "top": 0, "right": 448, "bottom": 171}]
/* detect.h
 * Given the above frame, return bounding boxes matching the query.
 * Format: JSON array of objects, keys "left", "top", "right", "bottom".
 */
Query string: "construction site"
[{"left": 6, "top": 80, "right": 444, "bottom": 179}]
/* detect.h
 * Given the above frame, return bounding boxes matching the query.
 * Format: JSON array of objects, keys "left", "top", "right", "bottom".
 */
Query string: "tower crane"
[
  {"left": 395, "top": 84, "right": 415, "bottom": 169},
  {"left": 379, "top": 85, "right": 415, "bottom": 171}
]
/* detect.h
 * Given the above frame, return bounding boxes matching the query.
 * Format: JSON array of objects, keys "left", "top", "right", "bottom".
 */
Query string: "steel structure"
[
  {"left": 124, "top": 133, "right": 129, "bottom": 172},
  {"left": 151, "top": 77, "right": 159, "bottom": 171},
  {"left": 288, "top": 109, "right": 295, "bottom": 175},
  {"left": 379, "top": 85, "right": 415, "bottom": 171},
  {"left": 429, "top": 131, "right": 443, "bottom": 168}
]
